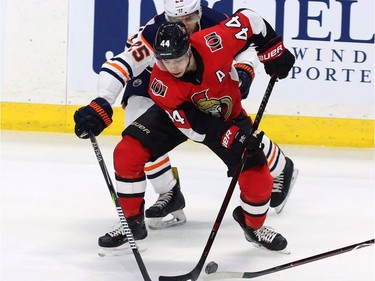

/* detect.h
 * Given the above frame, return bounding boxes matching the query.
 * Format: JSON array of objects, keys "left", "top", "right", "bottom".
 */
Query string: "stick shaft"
[
  {"left": 204, "top": 239, "right": 374, "bottom": 280},
  {"left": 89, "top": 132, "right": 152, "bottom": 281}
]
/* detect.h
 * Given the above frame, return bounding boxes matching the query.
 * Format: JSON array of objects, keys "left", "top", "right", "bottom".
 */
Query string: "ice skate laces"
[
  {"left": 152, "top": 189, "right": 173, "bottom": 208},
  {"left": 254, "top": 226, "right": 278, "bottom": 243},
  {"left": 273, "top": 171, "right": 284, "bottom": 193},
  {"left": 107, "top": 223, "right": 125, "bottom": 237}
]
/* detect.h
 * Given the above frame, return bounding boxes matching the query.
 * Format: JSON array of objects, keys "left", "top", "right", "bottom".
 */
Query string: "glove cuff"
[
  {"left": 257, "top": 36, "right": 285, "bottom": 63},
  {"left": 89, "top": 98, "right": 113, "bottom": 127},
  {"left": 221, "top": 125, "right": 240, "bottom": 148},
  {"left": 234, "top": 63, "right": 255, "bottom": 81}
]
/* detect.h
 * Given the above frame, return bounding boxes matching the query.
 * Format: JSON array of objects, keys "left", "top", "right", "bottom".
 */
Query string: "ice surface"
[{"left": 1, "top": 131, "right": 374, "bottom": 281}]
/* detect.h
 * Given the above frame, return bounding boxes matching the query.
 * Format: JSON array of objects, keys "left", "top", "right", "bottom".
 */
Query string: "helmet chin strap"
[{"left": 197, "top": 20, "right": 201, "bottom": 32}]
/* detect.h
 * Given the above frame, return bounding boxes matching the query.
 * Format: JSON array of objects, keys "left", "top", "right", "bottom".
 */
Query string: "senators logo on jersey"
[
  {"left": 150, "top": 78, "right": 168, "bottom": 97},
  {"left": 204, "top": 32, "right": 223, "bottom": 53},
  {"left": 191, "top": 90, "right": 232, "bottom": 120}
]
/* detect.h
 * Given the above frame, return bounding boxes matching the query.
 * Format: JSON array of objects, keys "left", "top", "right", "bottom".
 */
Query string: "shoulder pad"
[
  {"left": 200, "top": 5, "right": 228, "bottom": 29},
  {"left": 140, "top": 13, "right": 167, "bottom": 48}
]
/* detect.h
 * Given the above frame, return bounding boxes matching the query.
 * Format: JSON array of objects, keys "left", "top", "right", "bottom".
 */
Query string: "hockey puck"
[{"left": 205, "top": 261, "right": 218, "bottom": 274}]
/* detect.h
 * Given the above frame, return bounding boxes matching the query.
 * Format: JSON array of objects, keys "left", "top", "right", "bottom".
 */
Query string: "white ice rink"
[{"left": 1, "top": 131, "right": 374, "bottom": 281}]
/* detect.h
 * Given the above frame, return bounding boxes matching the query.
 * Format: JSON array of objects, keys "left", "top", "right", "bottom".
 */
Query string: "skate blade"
[
  {"left": 274, "top": 168, "right": 299, "bottom": 214},
  {"left": 147, "top": 210, "right": 187, "bottom": 230},
  {"left": 252, "top": 243, "right": 291, "bottom": 254},
  {"left": 98, "top": 240, "right": 147, "bottom": 257}
]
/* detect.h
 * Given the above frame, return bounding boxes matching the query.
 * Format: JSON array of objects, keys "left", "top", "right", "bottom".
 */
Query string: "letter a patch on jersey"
[{"left": 150, "top": 78, "right": 168, "bottom": 97}]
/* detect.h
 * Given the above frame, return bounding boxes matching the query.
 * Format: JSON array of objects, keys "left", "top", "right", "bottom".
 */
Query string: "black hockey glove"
[
  {"left": 221, "top": 124, "right": 264, "bottom": 154},
  {"left": 256, "top": 35, "right": 295, "bottom": 79},
  {"left": 74, "top": 97, "right": 113, "bottom": 139},
  {"left": 234, "top": 63, "right": 255, "bottom": 100}
]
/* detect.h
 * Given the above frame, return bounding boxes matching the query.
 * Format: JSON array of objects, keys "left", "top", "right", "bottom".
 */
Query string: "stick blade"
[
  {"left": 159, "top": 273, "right": 194, "bottom": 281},
  {"left": 204, "top": 272, "right": 244, "bottom": 280},
  {"left": 159, "top": 267, "right": 201, "bottom": 281}
]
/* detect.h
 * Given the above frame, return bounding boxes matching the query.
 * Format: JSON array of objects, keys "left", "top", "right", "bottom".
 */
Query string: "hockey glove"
[
  {"left": 235, "top": 63, "right": 255, "bottom": 100},
  {"left": 74, "top": 97, "right": 113, "bottom": 139},
  {"left": 221, "top": 125, "right": 264, "bottom": 153},
  {"left": 256, "top": 35, "right": 295, "bottom": 79}
]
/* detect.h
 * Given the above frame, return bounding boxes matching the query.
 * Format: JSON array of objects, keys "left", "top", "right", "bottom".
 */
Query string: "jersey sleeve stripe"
[
  {"left": 104, "top": 60, "right": 131, "bottom": 81},
  {"left": 101, "top": 68, "right": 126, "bottom": 87},
  {"left": 112, "top": 57, "right": 134, "bottom": 78}
]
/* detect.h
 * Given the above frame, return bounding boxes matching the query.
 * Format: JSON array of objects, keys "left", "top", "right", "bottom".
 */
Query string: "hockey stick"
[
  {"left": 88, "top": 131, "right": 152, "bottom": 281},
  {"left": 203, "top": 239, "right": 375, "bottom": 280},
  {"left": 159, "top": 75, "right": 278, "bottom": 281}
]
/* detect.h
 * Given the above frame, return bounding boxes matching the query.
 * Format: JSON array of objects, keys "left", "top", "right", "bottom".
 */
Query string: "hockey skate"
[
  {"left": 145, "top": 167, "right": 186, "bottom": 230},
  {"left": 97, "top": 212, "right": 147, "bottom": 257},
  {"left": 270, "top": 157, "right": 299, "bottom": 214},
  {"left": 233, "top": 206, "right": 289, "bottom": 253}
]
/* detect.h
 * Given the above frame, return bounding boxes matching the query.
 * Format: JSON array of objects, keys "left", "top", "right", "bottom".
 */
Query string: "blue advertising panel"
[{"left": 67, "top": 0, "right": 374, "bottom": 119}]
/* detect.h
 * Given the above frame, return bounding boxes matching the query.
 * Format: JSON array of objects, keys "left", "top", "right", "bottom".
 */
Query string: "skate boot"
[
  {"left": 233, "top": 206, "right": 289, "bottom": 253},
  {"left": 97, "top": 212, "right": 147, "bottom": 257},
  {"left": 145, "top": 168, "right": 186, "bottom": 230},
  {"left": 270, "top": 157, "right": 299, "bottom": 214}
]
